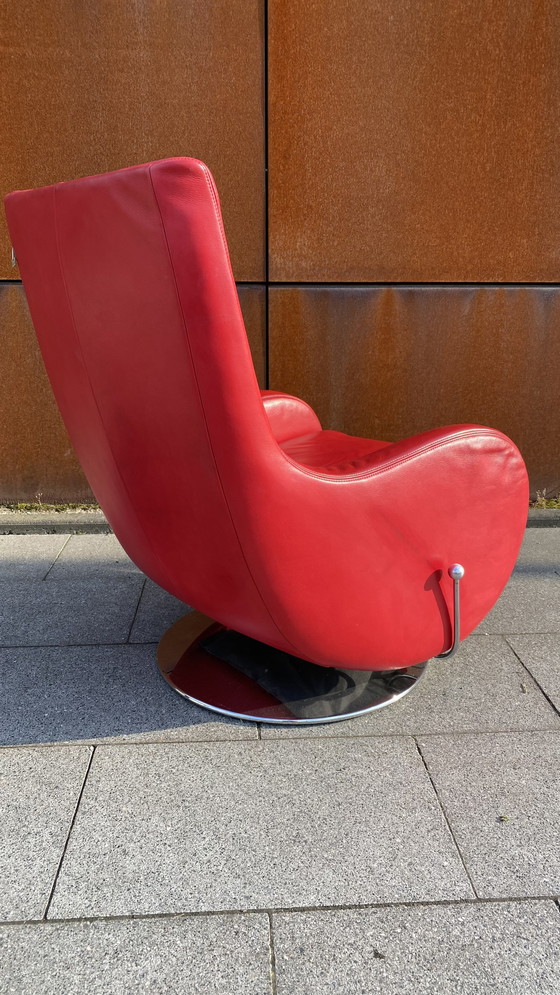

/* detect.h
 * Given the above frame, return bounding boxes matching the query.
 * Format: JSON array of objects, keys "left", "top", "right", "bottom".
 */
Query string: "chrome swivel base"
[{"left": 157, "top": 612, "right": 428, "bottom": 725}]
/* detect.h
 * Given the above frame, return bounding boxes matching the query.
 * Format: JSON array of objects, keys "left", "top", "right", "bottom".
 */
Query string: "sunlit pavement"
[{"left": 0, "top": 529, "right": 559, "bottom": 993}]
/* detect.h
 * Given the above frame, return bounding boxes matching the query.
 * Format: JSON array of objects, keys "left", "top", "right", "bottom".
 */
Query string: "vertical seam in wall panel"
[{"left": 264, "top": 0, "right": 270, "bottom": 388}]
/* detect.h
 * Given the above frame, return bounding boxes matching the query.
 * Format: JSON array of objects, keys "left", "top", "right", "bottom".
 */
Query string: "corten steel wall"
[
  {"left": 268, "top": 0, "right": 560, "bottom": 497},
  {"left": 0, "top": 0, "right": 266, "bottom": 502},
  {"left": 1, "top": 0, "right": 559, "bottom": 501}
]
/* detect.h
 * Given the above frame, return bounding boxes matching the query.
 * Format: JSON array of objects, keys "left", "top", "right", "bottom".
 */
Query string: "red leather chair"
[{"left": 4, "top": 158, "right": 528, "bottom": 723}]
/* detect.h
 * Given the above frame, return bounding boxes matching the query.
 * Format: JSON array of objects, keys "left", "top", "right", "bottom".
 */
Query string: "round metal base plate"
[{"left": 157, "top": 612, "right": 428, "bottom": 725}]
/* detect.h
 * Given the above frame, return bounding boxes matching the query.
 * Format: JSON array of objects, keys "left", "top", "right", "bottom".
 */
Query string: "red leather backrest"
[{"left": 4, "top": 159, "right": 275, "bottom": 627}]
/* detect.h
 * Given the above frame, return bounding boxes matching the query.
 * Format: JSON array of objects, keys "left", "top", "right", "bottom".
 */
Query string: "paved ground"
[{"left": 0, "top": 529, "right": 559, "bottom": 993}]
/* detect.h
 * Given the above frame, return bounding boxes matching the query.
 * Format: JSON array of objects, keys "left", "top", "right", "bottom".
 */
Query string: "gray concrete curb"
[
  {"left": 0, "top": 507, "right": 558, "bottom": 534},
  {"left": 526, "top": 508, "right": 560, "bottom": 528},
  {"left": 0, "top": 511, "right": 110, "bottom": 534}
]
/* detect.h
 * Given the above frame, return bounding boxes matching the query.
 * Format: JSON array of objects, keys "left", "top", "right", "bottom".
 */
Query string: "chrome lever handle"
[{"left": 437, "top": 563, "right": 465, "bottom": 659}]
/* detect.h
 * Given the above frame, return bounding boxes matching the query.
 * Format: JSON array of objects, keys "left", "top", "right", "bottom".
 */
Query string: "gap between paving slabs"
[{"left": 1, "top": 525, "right": 558, "bottom": 995}]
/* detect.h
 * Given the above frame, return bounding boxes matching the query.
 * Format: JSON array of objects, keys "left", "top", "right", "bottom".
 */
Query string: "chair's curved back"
[
  {"left": 7, "top": 158, "right": 529, "bottom": 671},
  {"left": 5, "top": 159, "right": 281, "bottom": 638}
]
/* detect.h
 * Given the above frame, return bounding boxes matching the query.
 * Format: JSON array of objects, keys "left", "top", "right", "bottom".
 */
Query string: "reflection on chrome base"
[{"left": 157, "top": 612, "right": 428, "bottom": 725}]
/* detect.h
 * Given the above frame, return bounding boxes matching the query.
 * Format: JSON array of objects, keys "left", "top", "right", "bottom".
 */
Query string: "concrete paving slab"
[
  {"left": 272, "top": 900, "right": 560, "bottom": 995},
  {"left": 262, "top": 635, "right": 560, "bottom": 740},
  {"left": 129, "top": 579, "right": 189, "bottom": 643},
  {"left": 476, "top": 572, "right": 560, "bottom": 633},
  {"left": 507, "top": 634, "right": 560, "bottom": 712},
  {"left": 46, "top": 534, "right": 142, "bottom": 578},
  {"left": 0, "top": 534, "right": 70, "bottom": 580},
  {"left": 0, "top": 914, "right": 270, "bottom": 995},
  {"left": 0, "top": 644, "right": 257, "bottom": 746},
  {"left": 0, "top": 746, "right": 91, "bottom": 921},
  {"left": 0, "top": 576, "right": 144, "bottom": 646},
  {"left": 514, "top": 527, "right": 560, "bottom": 571},
  {"left": 418, "top": 731, "right": 560, "bottom": 898},
  {"left": 48, "top": 738, "right": 472, "bottom": 919}
]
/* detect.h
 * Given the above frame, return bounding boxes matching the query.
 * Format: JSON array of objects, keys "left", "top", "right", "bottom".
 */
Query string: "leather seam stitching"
[
  {"left": 261, "top": 391, "right": 321, "bottom": 424},
  {"left": 51, "top": 184, "right": 172, "bottom": 587},
  {"left": 203, "top": 166, "right": 261, "bottom": 365},
  {"left": 278, "top": 428, "right": 514, "bottom": 482},
  {"left": 148, "top": 164, "right": 300, "bottom": 653}
]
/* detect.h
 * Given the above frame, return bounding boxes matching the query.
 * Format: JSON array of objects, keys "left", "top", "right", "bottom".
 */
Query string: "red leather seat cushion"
[{"left": 281, "top": 430, "right": 391, "bottom": 474}]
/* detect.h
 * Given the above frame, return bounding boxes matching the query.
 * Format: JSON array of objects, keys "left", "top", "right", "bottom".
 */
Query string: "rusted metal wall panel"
[
  {"left": 239, "top": 285, "right": 267, "bottom": 390},
  {"left": 269, "top": 286, "right": 560, "bottom": 496},
  {"left": 0, "top": 283, "right": 89, "bottom": 503},
  {"left": 0, "top": 283, "right": 265, "bottom": 503},
  {"left": 0, "top": 0, "right": 264, "bottom": 281},
  {"left": 269, "top": 0, "right": 560, "bottom": 282},
  {"left": 1, "top": 1, "right": 558, "bottom": 498}
]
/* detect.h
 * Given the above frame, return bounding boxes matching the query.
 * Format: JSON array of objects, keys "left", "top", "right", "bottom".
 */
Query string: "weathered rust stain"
[
  {"left": 269, "top": 0, "right": 560, "bottom": 281},
  {"left": 269, "top": 286, "right": 560, "bottom": 495},
  {"left": 0, "top": 283, "right": 266, "bottom": 502},
  {"left": 0, "top": 0, "right": 265, "bottom": 281},
  {"left": 0, "top": 283, "right": 91, "bottom": 502},
  {"left": 238, "top": 285, "right": 267, "bottom": 388}
]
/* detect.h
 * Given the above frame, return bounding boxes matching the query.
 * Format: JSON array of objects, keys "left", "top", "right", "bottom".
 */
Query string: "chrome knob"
[{"left": 448, "top": 563, "right": 465, "bottom": 581}]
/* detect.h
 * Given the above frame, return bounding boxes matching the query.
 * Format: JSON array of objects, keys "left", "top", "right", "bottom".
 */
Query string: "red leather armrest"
[
  {"left": 244, "top": 423, "right": 529, "bottom": 669},
  {"left": 261, "top": 390, "right": 322, "bottom": 444}
]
